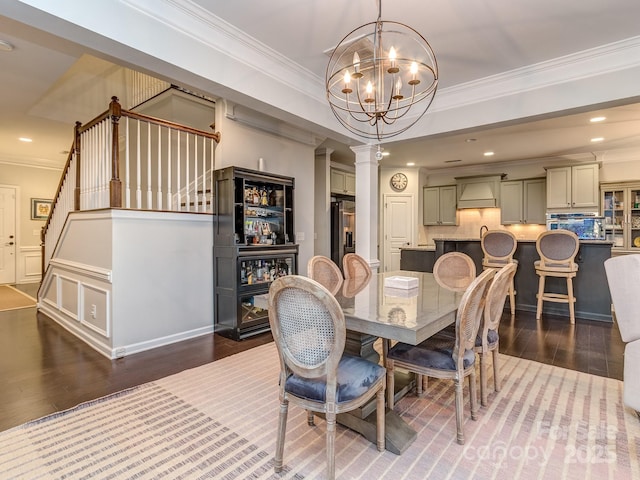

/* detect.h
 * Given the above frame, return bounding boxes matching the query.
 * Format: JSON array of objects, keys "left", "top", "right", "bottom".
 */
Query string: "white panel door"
[
  {"left": 383, "top": 194, "right": 413, "bottom": 272},
  {"left": 0, "top": 186, "right": 17, "bottom": 284}
]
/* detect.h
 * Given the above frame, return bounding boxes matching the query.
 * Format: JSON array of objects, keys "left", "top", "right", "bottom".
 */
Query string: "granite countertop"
[
  {"left": 402, "top": 245, "right": 436, "bottom": 251},
  {"left": 433, "top": 237, "right": 613, "bottom": 245}
]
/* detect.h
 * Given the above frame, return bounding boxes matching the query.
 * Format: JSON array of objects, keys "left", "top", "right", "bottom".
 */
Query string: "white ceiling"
[{"left": 1, "top": 0, "right": 640, "bottom": 171}]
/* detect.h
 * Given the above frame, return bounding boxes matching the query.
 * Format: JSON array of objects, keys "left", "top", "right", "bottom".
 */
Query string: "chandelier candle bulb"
[
  {"left": 342, "top": 71, "right": 352, "bottom": 94},
  {"left": 388, "top": 47, "right": 399, "bottom": 73},
  {"left": 409, "top": 62, "right": 420, "bottom": 85}
]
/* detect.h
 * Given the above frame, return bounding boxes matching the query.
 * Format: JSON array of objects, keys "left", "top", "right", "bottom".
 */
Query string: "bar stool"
[
  {"left": 534, "top": 230, "right": 580, "bottom": 324},
  {"left": 481, "top": 230, "right": 518, "bottom": 314}
]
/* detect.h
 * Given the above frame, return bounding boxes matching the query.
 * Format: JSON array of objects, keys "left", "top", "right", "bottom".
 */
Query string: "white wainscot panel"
[
  {"left": 58, "top": 275, "right": 79, "bottom": 320},
  {"left": 22, "top": 247, "right": 42, "bottom": 281},
  {"left": 80, "top": 283, "right": 110, "bottom": 338}
]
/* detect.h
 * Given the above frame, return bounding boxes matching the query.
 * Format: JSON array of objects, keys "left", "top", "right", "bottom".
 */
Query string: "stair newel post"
[
  {"left": 109, "top": 96, "right": 122, "bottom": 208},
  {"left": 74, "top": 121, "right": 82, "bottom": 211}
]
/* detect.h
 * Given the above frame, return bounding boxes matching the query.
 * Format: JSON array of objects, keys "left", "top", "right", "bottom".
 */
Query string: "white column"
[
  {"left": 314, "top": 148, "right": 333, "bottom": 258},
  {"left": 351, "top": 145, "right": 380, "bottom": 272}
]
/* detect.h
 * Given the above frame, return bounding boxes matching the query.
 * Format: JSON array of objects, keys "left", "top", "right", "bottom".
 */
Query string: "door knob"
[{"left": 5, "top": 242, "right": 14, "bottom": 246}]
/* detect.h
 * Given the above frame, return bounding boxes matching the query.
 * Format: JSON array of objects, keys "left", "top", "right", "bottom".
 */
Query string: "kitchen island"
[{"left": 401, "top": 238, "right": 613, "bottom": 322}]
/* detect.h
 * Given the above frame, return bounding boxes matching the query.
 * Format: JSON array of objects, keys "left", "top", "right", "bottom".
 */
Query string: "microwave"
[{"left": 546, "top": 213, "right": 605, "bottom": 240}]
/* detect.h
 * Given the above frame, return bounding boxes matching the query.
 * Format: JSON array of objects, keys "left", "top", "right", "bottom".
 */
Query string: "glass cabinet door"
[
  {"left": 602, "top": 189, "right": 625, "bottom": 248},
  {"left": 630, "top": 188, "right": 640, "bottom": 250}
]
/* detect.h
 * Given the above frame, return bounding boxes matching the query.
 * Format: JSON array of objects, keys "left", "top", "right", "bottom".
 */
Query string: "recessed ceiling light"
[
  {"left": 382, "top": 151, "right": 390, "bottom": 156},
  {"left": 590, "top": 116, "right": 606, "bottom": 123},
  {"left": 0, "top": 39, "right": 14, "bottom": 52},
  {"left": 591, "top": 137, "right": 604, "bottom": 143},
  {"left": 483, "top": 151, "right": 494, "bottom": 156},
  {"left": 18, "top": 137, "right": 32, "bottom": 143},
  {"left": 465, "top": 138, "right": 477, "bottom": 143},
  {"left": 406, "top": 162, "right": 415, "bottom": 166}
]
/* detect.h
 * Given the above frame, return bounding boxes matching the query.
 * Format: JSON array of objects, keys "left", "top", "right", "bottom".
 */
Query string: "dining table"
[{"left": 332, "top": 270, "right": 463, "bottom": 454}]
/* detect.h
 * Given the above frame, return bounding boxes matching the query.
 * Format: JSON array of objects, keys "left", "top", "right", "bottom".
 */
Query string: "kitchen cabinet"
[
  {"left": 500, "top": 178, "right": 546, "bottom": 224},
  {"left": 213, "top": 166, "right": 298, "bottom": 340},
  {"left": 423, "top": 185, "right": 457, "bottom": 225},
  {"left": 330, "top": 169, "right": 356, "bottom": 196},
  {"left": 600, "top": 182, "right": 640, "bottom": 253},
  {"left": 546, "top": 163, "right": 599, "bottom": 210}
]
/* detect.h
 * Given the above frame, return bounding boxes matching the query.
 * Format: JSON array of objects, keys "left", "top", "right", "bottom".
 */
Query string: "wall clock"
[{"left": 390, "top": 172, "right": 408, "bottom": 191}]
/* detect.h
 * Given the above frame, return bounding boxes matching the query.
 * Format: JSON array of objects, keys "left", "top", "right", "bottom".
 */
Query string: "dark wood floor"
[{"left": 0, "top": 284, "right": 624, "bottom": 432}]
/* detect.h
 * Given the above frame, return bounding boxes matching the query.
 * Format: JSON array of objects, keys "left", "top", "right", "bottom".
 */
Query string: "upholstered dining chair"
[
  {"left": 481, "top": 229, "right": 518, "bottom": 314},
  {"left": 342, "top": 253, "right": 372, "bottom": 280},
  {"left": 307, "top": 255, "right": 344, "bottom": 295},
  {"left": 534, "top": 229, "right": 580, "bottom": 324},
  {"left": 604, "top": 255, "right": 640, "bottom": 417},
  {"left": 386, "top": 267, "right": 495, "bottom": 445},
  {"left": 433, "top": 251, "right": 477, "bottom": 292},
  {"left": 268, "top": 275, "right": 386, "bottom": 479},
  {"left": 475, "top": 262, "right": 517, "bottom": 406}
]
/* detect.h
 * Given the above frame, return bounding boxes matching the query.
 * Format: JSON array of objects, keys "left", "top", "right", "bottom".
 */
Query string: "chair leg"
[
  {"left": 454, "top": 377, "right": 465, "bottom": 445},
  {"left": 536, "top": 273, "right": 546, "bottom": 320},
  {"left": 479, "top": 353, "right": 488, "bottom": 407},
  {"left": 307, "top": 410, "right": 315, "bottom": 426},
  {"left": 469, "top": 369, "right": 478, "bottom": 421},
  {"left": 416, "top": 373, "right": 423, "bottom": 396},
  {"left": 274, "top": 398, "right": 289, "bottom": 473},
  {"left": 326, "top": 410, "right": 336, "bottom": 480},
  {"left": 376, "top": 386, "right": 386, "bottom": 452},
  {"left": 492, "top": 348, "right": 501, "bottom": 393},
  {"left": 509, "top": 278, "right": 516, "bottom": 315},
  {"left": 567, "top": 276, "right": 576, "bottom": 324},
  {"left": 387, "top": 360, "right": 395, "bottom": 409}
]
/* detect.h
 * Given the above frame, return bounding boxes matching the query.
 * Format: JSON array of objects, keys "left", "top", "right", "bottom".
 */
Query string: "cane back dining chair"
[
  {"left": 307, "top": 255, "right": 344, "bottom": 295},
  {"left": 475, "top": 262, "right": 518, "bottom": 406},
  {"left": 534, "top": 230, "right": 580, "bottom": 324},
  {"left": 481, "top": 230, "right": 518, "bottom": 314},
  {"left": 386, "top": 267, "right": 495, "bottom": 445},
  {"left": 268, "top": 275, "right": 386, "bottom": 479},
  {"left": 433, "top": 251, "right": 477, "bottom": 292},
  {"left": 342, "top": 253, "right": 372, "bottom": 281}
]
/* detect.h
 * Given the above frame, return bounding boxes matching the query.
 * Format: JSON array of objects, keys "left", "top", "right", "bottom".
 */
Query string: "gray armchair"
[{"left": 604, "top": 254, "right": 640, "bottom": 416}]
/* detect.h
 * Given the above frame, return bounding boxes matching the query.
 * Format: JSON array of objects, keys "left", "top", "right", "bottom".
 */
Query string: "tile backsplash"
[{"left": 420, "top": 208, "right": 546, "bottom": 246}]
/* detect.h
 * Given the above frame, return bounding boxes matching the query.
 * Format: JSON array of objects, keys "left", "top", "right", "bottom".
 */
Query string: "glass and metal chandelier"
[{"left": 326, "top": 0, "right": 438, "bottom": 141}]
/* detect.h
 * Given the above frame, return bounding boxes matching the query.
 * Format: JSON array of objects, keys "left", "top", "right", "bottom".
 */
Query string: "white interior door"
[
  {"left": 383, "top": 194, "right": 414, "bottom": 272},
  {"left": 0, "top": 186, "right": 17, "bottom": 284}
]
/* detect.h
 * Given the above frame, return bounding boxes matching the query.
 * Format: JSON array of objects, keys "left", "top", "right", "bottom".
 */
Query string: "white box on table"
[{"left": 384, "top": 276, "right": 419, "bottom": 290}]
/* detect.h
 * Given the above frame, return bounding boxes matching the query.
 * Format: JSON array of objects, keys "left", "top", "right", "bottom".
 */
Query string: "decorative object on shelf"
[
  {"left": 634, "top": 237, "right": 640, "bottom": 248},
  {"left": 633, "top": 216, "right": 640, "bottom": 229},
  {"left": 325, "top": 0, "right": 438, "bottom": 141},
  {"left": 390, "top": 172, "right": 408, "bottom": 191}
]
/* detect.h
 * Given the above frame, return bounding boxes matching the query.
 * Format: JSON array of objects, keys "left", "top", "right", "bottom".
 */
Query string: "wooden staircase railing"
[{"left": 41, "top": 96, "right": 221, "bottom": 275}]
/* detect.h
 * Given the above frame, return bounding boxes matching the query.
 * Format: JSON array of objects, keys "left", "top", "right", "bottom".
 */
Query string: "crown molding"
[
  {"left": 123, "top": 0, "right": 325, "bottom": 101},
  {"left": 434, "top": 36, "right": 640, "bottom": 113}
]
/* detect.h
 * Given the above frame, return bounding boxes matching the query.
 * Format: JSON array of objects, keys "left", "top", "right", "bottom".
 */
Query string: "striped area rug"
[{"left": 1, "top": 343, "right": 638, "bottom": 479}]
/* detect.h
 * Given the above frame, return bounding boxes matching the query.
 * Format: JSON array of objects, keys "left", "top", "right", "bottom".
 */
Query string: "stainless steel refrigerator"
[{"left": 331, "top": 200, "right": 355, "bottom": 266}]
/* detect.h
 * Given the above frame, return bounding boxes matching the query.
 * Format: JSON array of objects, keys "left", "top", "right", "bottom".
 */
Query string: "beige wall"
[{"left": 0, "top": 162, "right": 61, "bottom": 247}]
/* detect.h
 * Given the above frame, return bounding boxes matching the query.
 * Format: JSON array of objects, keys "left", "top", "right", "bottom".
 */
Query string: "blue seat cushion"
[
  {"left": 439, "top": 324, "right": 499, "bottom": 348},
  {"left": 388, "top": 334, "right": 476, "bottom": 370},
  {"left": 284, "top": 354, "right": 385, "bottom": 404}
]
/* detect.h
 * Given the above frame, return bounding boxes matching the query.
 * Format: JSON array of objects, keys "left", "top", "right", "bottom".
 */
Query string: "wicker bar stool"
[
  {"left": 481, "top": 230, "right": 518, "bottom": 314},
  {"left": 534, "top": 230, "right": 580, "bottom": 324}
]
